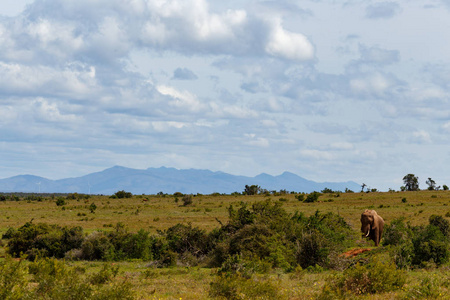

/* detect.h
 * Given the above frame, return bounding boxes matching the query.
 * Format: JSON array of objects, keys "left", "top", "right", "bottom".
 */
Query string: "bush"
[
  {"left": 182, "top": 194, "right": 193, "bottom": 206},
  {"left": 157, "top": 249, "right": 177, "bottom": 267},
  {"left": 403, "top": 274, "right": 442, "bottom": 299},
  {"left": 89, "top": 203, "right": 97, "bottom": 213},
  {"left": 2, "top": 227, "right": 17, "bottom": 239},
  {"left": 0, "top": 256, "right": 29, "bottom": 299},
  {"left": 108, "top": 225, "right": 153, "bottom": 261},
  {"left": 296, "top": 230, "right": 329, "bottom": 268},
  {"left": 25, "top": 257, "right": 135, "bottom": 299},
  {"left": 166, "top": 223, "right": 211, "bottom": 258},
  {"left": 81, "top": 231, "right": 114, "bottom": 260},
  {"left": 383, "top": 217, "right": 413, "bottom": 246},
  {"left": 295, "top": 194, "right": 304, "bottom": 201},
  {"left": 429, "top": 215, "right": 450, "bottom": 238},
  {"left": 320, "top": 256, "right": 406, "bottom": 297},
  {"left": 89, "top": 263, "right": 119, "bottom": 285},
  {"left": 7, "top": 222, "right": 84, "bottom": 260},
  {"left": 304, "top": 191, "right": 321, "bottom": 203},
  {"left": 114, "top": 190, "right": 133, "bottom": 198},
  {"left": 209, "top": 274, "right": 284, "bottom": 300},
  {"left": 321, "top": 188, "right": 334, "bottom": 193},
  {"left": 384, "top": 215, "right": 450, "bottom": 268},
  {"left": 55, "top": 198, "right": 66, "bottom": 206},
  {"left": 412, "top": 225, "right": 449, "bottom": 266}
]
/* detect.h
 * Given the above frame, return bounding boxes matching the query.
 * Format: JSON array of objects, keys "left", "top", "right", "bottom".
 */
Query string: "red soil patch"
[{"left": 341, "top": 248, "right": 371, "bottom": 258}]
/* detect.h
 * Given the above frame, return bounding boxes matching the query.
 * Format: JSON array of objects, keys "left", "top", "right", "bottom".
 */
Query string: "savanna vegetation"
[{"left": 1, "top": 184, "right": 450, "bottom": 299}]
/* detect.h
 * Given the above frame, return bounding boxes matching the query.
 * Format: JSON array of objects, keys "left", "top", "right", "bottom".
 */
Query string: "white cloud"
[
  {"left": 33, "top": 98, "right": 78, "bottom": 123},
  {"left": 330, "top": 142, "right": 354, "bottom": 150},
  {"left": 265, "top": 19, "right": 314, "bottom": 61},
  {"left": 412, "top": 130, "right": 432, "bottom": 144},
  {"left": 442, "top": 122, "right": 450, "bottom": 133},
  {"left": 244, "top": 133, "right": 270, "bottom": 148},
  {"left": 156, "top": 85, "right": 204, "bottom": 112},
  {"left": 300, "top": 149, "right": 335, "bottom": 160},
  {"left": 0, "top": 62, "right": 97, "bottom": 98},
  {"left": 152, "top": 121, "right": 187, "bottom": 132},
  {"left": 349, "top": 72, "right": 392, "bottom": 97}
]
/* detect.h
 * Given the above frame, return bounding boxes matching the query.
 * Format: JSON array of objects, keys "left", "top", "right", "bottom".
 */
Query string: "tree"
[
  {"left": 402, "top": 174, "right": 419, "bottom": 191},
  {"left": 243, "top": 185, "right": 261, "bottom": 195},
  {"left": 361, "top": 183, "right": 367, "bottom": 193},
  {"left": 114, "top": 190, "right": 133, "bottom": 199},
  {"left": 426, "top": 177, "right": 440, "bottom": 191}
]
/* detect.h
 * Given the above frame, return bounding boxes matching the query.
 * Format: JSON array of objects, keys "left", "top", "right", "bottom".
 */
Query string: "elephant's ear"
[{"left": 371, "top": 217, "right": 379, "bottom": 230}]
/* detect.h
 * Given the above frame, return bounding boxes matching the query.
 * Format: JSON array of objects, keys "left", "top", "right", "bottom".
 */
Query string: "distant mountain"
[{"left": 0, "top": 166, "right": 360, "bottom": 195}]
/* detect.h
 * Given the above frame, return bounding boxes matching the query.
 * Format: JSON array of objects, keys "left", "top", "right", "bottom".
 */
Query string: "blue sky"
[{"left": 1, "top": 0, "right": 449, "bottom": 191}]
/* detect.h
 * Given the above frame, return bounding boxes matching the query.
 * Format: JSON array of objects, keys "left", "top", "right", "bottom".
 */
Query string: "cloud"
[
  {"left": 349, "top": 72, "right": 392, "bottom": 97},
  {"left": 265, "top": 19, "right": 314, "bottom": 61},
  {"left": 156, "top": 85, "right": 204, "bottom": 113},
  {"left": 0, "top": 62, "right": 97, "bottom": 98},
  {"left": 172, "top": 67, "right": 198, "bottom": 80},
  {"left": 365, "top": 2, "right": 401, "bottom": 19},
  {"left": 442, "top": 122, "right": 450, "bottom": 133},
  {"left": 412, "top": 130, "right": 432, "bottom": 144},
  {"left": 300, "top": 149, "right": 335, "bottom": 161},
  {"left": 358, "top": 45, "right": 400, "bottom": 66}
]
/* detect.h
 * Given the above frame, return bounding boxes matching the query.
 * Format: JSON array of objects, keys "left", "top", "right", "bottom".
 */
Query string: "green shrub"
[
  {"left": 165, "top": 223, "right": 211, "bottom": 258},
  {"left": 27, "top": 257, "right": 135, "bottom": 300},
  {"left": 89, "top": 202, "right": 97, "bottom": 213},
  {"left": 0, "top": 256, "right": 30, "bottom": 299},
  {"left": 81, "top": 231, "right": 114, "bottom": 260},
  {"left": 385, "top": 216, "right": 450, "bottom": 268},
  {"left": 296, "top": 230, "right": 329, "bottom": 268},
  {"left": 403, "top": 275, "right": 441, "bottom": 299},
  {"left": 383, "top": 217, "right": 413, "bottom": 246},
  {"left": 217, "top": 254, "right": 271, "bottom": 278},
  {"left": 412, "top": 225, "right": 449, "bottom": 266},
  {"left": 209, "top": 274, "right": 284, "bottom": 300},
  {"left": 55, "top": 198, "right": 66, "bottom": 206},
  {"left": 157, "top": 249, "right": 177, "bottom": 267},
  {"left": 295, "top": 194, "right": 304, "bottom": 201},
  {"left": 429, "top": 215, "right": 450, "bottom": 238},
  {"left": 106, "top": 224, "right": 153, "bottom": 261},
  {"left": 182, "top": 194, "right": 193, "bottom": 206},
  {"left": 320, "top": 256, "right": 406, "bottom": 297},
  {"left": 114, "top": 190, "right": 133, "bottom": 199},
  {"left": 304, "top": 191, "right": 321, "bottom": 203},
  {"left": 390, "top": 241, "right": 414, "bottom": 269},
  {"left": 89, "top": 263, "right": 119, "bottom": 285},
  {"left": 2, "top": 227, "right": 17, "bottom": 239},
  {"left": 213, "top": 201, "right": 355, "bottom": 271}
]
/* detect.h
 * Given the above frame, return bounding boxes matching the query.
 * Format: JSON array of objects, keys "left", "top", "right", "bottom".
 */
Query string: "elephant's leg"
[{"left": 374, "top": 231, "right": 380, "bottom": 246}]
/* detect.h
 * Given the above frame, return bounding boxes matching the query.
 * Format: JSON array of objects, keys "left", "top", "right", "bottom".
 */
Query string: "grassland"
[{"left": 1, "top": 190, "right": 450, "bottom": 299}]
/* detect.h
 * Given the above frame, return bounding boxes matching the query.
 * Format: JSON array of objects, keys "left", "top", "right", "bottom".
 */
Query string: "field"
[{"left": 1, "top": 190, "right": 450, "bottom": 299}]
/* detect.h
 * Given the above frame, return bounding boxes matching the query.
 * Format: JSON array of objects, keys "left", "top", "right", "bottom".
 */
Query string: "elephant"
[{"left": 360, "top": 209, "right": 384, "bottom": 246}]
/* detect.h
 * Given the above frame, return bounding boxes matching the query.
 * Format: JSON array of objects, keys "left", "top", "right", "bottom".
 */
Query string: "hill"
[{"left": 0, "top": 166, "right": 360, "bottom": 194}]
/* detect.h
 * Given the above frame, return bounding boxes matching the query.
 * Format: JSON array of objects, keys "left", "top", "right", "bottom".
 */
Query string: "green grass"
[
  {"left": 1, "top": 190, "right": 449, "bottom": 233},
  {"left": 1, "top": 190, "right": 450, "bottom": 299}
]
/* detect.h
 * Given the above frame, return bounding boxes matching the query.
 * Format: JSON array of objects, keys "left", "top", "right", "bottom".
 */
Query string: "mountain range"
[{"left": 0, "top": 166, "right": 360, "bottom": 195}]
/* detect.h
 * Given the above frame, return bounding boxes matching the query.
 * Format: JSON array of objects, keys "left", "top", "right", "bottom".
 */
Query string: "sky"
[{"left": 0, "top": 0, "right": 449, "bottom": 191}]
